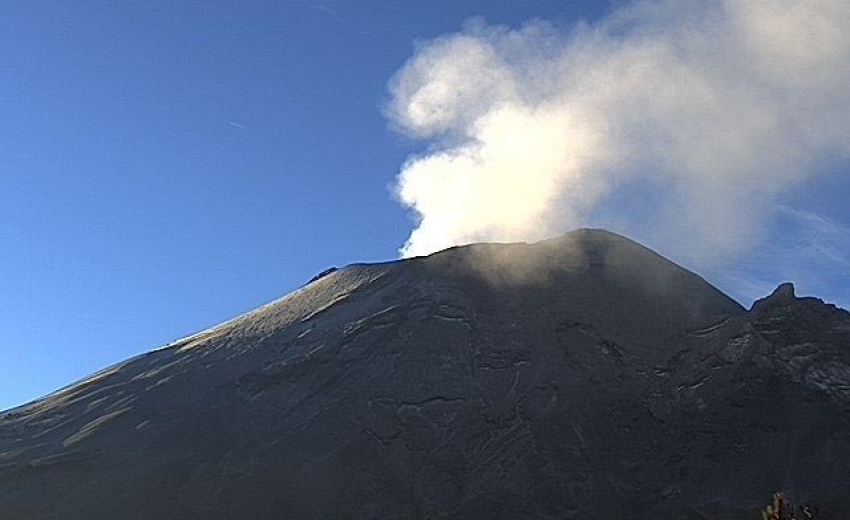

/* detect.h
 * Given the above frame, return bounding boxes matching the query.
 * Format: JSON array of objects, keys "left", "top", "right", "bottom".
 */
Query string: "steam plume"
[{"left": 387, "top": 0, "right": 850, "bottom": 264}]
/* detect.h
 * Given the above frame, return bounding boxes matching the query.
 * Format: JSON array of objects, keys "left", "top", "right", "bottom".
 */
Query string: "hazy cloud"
[{"left": 386, "top": 0, "right": 850, "bottom": 269}]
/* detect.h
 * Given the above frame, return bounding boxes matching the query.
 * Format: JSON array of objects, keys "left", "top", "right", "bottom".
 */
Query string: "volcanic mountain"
[{"left": 2, "top": 229, "right": 849, "bottom": 519}]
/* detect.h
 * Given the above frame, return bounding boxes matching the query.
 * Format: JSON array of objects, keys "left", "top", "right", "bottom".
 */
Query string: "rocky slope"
[{"left": 1, "top": 229, "right": 848, "bottom": 519}]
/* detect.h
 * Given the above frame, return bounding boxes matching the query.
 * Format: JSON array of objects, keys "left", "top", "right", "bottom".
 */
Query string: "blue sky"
[{"left": 2, "top": 0, "right": 848, "bottom": 412}]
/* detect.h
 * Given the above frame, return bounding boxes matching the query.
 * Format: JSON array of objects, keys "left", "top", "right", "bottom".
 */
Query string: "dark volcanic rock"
[{"left": 1, "top": 229, "right": 848, "bottom": 519}]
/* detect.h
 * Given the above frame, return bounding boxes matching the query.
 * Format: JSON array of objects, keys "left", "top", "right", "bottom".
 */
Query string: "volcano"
[{"left": 2, "top": 229, "right": 849, "bottom": 519}]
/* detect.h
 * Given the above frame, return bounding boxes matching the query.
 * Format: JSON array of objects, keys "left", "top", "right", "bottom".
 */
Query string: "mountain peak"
[
  {"left": 5, "top": 229, "right": 848, "bottom": 519},
  {"left": 405, "top": 229, "right": 746, "bottom": 363}
]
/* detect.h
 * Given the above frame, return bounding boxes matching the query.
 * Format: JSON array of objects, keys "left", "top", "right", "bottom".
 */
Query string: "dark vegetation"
[{"left": 762, "top": 492, "right": 818, "bottom": 520}]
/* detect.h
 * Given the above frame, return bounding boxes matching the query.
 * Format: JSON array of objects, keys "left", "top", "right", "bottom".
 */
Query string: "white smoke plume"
[{"left": 386, "top": 0, "right": 850, "bottom": 265}]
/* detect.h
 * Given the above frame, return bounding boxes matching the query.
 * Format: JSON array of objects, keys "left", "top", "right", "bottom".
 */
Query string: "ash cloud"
[{"left": 386, "top": 0, "right": 850, "bottom": 267}]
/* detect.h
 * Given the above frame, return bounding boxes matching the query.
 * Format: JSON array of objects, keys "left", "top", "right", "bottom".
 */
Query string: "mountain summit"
[{"left": 2, "top": 229, "right": 849, "bottom": 519}]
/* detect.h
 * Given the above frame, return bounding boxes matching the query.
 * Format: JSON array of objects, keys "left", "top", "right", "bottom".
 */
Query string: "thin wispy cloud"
[
  {"left": 707, "top": 205, "right": 850, "bottom": 308},
  {"left": 226, "top": 120, "right": 251, "bottom": 131},
  {"left": 779, "top": 207, "right": 850, "bottom": 270},
  {"left": 385, "top": 0, "right": 850, "bottom": 284},
  {"left": 306, "top": 3, "right": 345, "bottom": 24}
]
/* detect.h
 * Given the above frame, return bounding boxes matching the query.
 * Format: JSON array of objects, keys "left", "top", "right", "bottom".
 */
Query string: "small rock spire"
[{"left": 770, "top": 282, "right": 796, "bottom": 300}]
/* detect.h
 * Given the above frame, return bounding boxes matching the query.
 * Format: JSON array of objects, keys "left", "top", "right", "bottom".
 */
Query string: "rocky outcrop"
[{"left": 1, "top": 229, "right": 848, "bottom": 519}]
